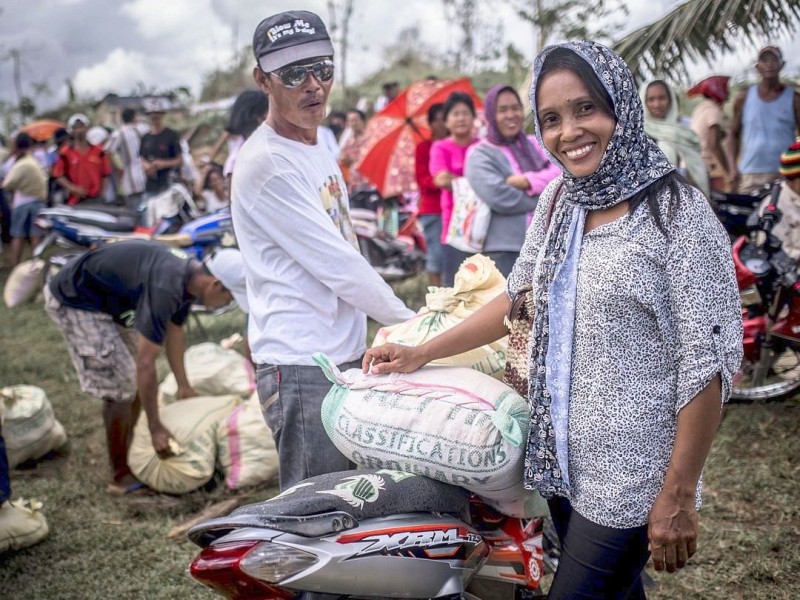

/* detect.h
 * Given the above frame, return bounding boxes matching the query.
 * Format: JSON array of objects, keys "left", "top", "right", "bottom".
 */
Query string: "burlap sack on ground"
[
  {"left": 216, "top": 392, "right": 279, "bottom": 490},
  {"left": 158, "top": 343, "right": 255, "bottom": 404},
  {"left": 0, "top": 499, "right": 49, "bottom": 552},
  {"left": 1, "top": 386, "right": 67, "bottom": 469},
  {"left": 372, "top": 254, "right": 508, "bottom": 380},
  {"left": 128, "top": 395, "right": 239, "bottom": 494},
  {"left": 316, "top": 353, "right": 546, "bottom": 518},
  {"left": 3, "top": 259, "right": 45, "bottom": 308}
]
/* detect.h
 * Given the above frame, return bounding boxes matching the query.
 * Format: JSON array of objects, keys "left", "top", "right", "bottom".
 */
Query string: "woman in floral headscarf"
[
  {"left": 464, "top": 84, "right": 560, "bottom": 277},
  {"left": 364, "top": 41, "right": 742, "bottom": 598},
  {"left": 688, "top": 75, "right": 732, "bottom": 192}
]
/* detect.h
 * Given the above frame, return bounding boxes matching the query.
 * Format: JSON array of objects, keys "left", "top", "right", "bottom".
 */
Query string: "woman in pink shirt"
[{"left": 429, "top": 92, "right": 479, "bottom": 286}]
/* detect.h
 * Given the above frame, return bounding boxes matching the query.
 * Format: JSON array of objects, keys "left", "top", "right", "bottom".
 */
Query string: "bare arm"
[
  {"left": 136, "top": 336, "right": 174, "bottom": 457},
  {"left": 433, "top": 170, "right": 454, "bottom": 190},
  {"left": 165, "top": 322, "right": 196, "bottom": 399},
  {"left": 363, "top": 292, "right": 511, "bottom": 374},
  {"left": 648, "top": 375, "right": 722, "bottom": 573},
  {"left": 794, "top": 91, "right": 800, "bottom": 137},
  {"left": 707, "top": 124, "right": 730, "bottom": 174},
  {"left": 56, "top": 176, "right": 86, "bottom": 198}
]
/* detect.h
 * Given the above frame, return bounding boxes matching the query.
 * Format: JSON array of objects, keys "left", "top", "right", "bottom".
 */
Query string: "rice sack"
[
  {"left": 372, "top": 254, "right": 508, "bottom": 379},
  {"left": 316, "top": 353, "right": 545, "bottom": 517}
]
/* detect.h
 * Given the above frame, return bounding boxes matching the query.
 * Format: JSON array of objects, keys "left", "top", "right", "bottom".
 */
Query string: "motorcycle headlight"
[{"left": 240, "top": 543, "right": 318, "bottom": 583}]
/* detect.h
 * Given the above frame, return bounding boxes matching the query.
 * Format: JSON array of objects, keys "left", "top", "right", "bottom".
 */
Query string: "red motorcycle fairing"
[
  {"left": 733, "top": 236, "right": 757, "bottom": 289},
  {"left": 742, "top": 312, "right": 768, "bottom": 362}
]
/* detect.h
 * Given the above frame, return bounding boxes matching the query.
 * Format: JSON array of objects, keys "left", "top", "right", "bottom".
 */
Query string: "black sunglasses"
[{"left": 271, "top": 59, "right": 335, "bottom": 88}]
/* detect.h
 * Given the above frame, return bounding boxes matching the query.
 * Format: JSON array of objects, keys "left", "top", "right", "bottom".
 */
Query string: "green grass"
[{"left": 1, "top": 268, "right": 798, "bottom": 599}]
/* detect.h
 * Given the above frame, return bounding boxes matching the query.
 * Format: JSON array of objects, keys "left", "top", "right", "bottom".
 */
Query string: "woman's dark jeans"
[{"left": 547, "top": 496, "right": 651, "bottom": 600}]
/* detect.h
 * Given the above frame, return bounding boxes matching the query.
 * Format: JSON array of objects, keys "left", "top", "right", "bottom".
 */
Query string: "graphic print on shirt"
[{"left": 319, "top": 174, "right": 359, "bottom": 250}]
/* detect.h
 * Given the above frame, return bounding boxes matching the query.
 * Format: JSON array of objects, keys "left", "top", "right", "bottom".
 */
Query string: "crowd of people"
[{"left": 3, "top": 5, "right": 800, "bottom": 597}]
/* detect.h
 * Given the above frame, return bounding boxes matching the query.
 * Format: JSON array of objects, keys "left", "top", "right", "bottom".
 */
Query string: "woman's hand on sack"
[
  {"left": 362, "top": 344, "right": 428, "bottom": 375},
  {"left": 647, "top": 487, "right": 699, "bottom": 573}
]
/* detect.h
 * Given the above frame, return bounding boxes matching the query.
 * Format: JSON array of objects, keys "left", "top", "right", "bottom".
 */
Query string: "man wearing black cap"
[
  {"left": 729, "top": 45, "right": 800, "bottom": 193},
  {"left": 231, "top": 10, "right": 415, "bottom": 490}
]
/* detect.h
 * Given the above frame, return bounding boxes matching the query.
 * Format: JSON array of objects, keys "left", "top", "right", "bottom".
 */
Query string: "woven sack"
[
  {"left": 128, "top": 395, "right": 239, "bottom": 494},
  {"left": 158, "top": 343, "right": 255, "bottom": 404},
  {"left": 373, "top": 254, "right": 508, "bottom": 379},
  {"left": 316, "top": 353, "right": 546, "bottom": 517},
  {"left": 1, "top": 386, "right": 67, "bottom": 469},
  {"left": 0, "top": 499, "right": 49, "bottom": 552},
  {"left": 216, "top": 392, "right": 279, "bottom": 490},
  {"left": 3, "top": 259, "right": 45, "bottom": 308}
]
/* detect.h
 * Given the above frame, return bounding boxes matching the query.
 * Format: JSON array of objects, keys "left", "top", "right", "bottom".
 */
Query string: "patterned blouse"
[{"left": 508, "top": 179, "right": 743, "bottom": 528}]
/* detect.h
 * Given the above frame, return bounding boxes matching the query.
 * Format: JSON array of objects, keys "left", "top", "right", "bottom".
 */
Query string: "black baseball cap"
[{"left": 253, "top": 10, "right": 334, "bottom": 73}]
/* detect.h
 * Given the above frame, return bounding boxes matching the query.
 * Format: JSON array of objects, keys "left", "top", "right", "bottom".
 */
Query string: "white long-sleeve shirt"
[{"left": 231, "top": 124, "right": 415, "bottom": 365}]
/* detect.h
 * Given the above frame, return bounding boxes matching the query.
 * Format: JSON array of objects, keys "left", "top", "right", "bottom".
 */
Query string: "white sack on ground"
[
  {"left": 316, "top": 353, "right": 546, "bottom": 518},
  {"left": 128, "top": 395, "right": 239, "bottom": 494},
  {"left": 1, "top": 386, "right": 67, "bottom": 469},
  {"left": 4, "top": 259, "right": 45, "bottom": 308},
  {"left": 158, "top": 343, "right": 255, "bottom": 404},
  {"left": 0, "top": 499, "right": 49, "bottom": 552},
  {"left": 372, "top": 254, "right": 508, "bottom": 380},
  {"left": 216, "top": 392, "right": 278, "bottom": 490}
]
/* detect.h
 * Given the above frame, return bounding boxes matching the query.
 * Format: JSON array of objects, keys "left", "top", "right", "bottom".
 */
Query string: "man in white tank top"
[{"left": 729, "top": 46, "right": 800, "bottom": 194}]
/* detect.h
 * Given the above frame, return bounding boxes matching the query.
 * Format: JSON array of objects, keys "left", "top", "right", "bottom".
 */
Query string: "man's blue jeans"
[{"left": 256, "top": 361, "right": 359, "bottom": 490}]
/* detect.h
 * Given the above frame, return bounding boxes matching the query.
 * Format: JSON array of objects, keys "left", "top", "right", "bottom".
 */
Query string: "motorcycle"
[
  {"left": 350, "top": 190, "right": 426, "bottom": 282},
  {"left": 33, "top": 183, "right": 235, "bottom": 261},
  {"left": 731, "top": 183, "right": 800, "bottom": 402},
  {"left": 710, "top": 182, "right": 774, "bottom": 240},
  {"left": 188, "top": 469, "right": 545, "bottom": 599}
]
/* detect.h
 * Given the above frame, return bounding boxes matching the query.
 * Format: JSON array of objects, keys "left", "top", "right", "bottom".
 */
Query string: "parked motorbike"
[
  {"left": 350, "top": 191, "right": 426, "bottom": 282},
  {"left": 33, "top": 183, "right": 235, "bottom": 261},
  {"left": 731, "top": 184, "right": 800, "bottom": 402},
  {"left": 188, "top": 469, "right": 545, "bottom": 599},
  {"left": 710, "top": 182, "right": 774, "bottom": 240}
]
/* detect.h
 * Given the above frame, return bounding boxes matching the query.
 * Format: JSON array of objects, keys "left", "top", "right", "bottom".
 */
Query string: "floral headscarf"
[
  {"left": 484, "top": 84, "right": 548, "bottom": 172},
  {"left": 515, "top": 40, "right": 673, "bottom": 498}
]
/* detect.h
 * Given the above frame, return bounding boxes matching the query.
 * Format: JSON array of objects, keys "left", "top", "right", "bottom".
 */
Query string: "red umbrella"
[
  {"left": 19, "top": 119, "right": 67, "bottom": 142},
  {"left": 355, "top": 78, "right": 483, "bottom": 198}
]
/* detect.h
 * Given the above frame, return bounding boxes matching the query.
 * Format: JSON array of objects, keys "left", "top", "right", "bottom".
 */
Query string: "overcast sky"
[{"left": 1, "top": 0, "right": 798, "bottom": 114}]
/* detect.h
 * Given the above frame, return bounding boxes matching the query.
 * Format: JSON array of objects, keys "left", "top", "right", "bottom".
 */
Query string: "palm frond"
[{"left": 614, "top": 0, "right": 800, "bottom": 82}]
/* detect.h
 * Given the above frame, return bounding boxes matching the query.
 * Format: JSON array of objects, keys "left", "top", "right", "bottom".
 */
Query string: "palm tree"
[{"left": 614, "top": 0, "right": 800, "bottom": 82}]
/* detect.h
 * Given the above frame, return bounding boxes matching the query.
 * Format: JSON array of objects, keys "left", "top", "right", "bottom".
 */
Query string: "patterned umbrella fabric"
[
  {"left": 19, "top": 119, "right": 67, "bottom": 142},
  {"left": 356, "top": 78, "right": 483, "bottom": 198}
]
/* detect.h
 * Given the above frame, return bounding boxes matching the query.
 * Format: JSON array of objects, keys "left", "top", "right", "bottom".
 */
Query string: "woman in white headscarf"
[{"left": 640, "top": 79, "right": 710, "bottom": 197}]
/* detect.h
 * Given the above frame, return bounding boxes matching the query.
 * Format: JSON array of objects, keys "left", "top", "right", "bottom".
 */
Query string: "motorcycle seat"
[
  {"left": 59, "top": 214, "right": 137, "bottom": 232},
  {"left": 188, "top": 470, "right": 470, "bottom": 546},
  {"left": 235, "top": 469, "right": 468, "bottom": 524}
]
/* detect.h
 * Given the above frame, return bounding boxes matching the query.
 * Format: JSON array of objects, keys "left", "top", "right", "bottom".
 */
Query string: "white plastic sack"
[
  {"left": 317, "top": 353, "right": 545, "bottom": 517},
  {"left": 216, "top": 392, "right": 278, "bottom": 490},
  {"left": 3, "top": 259, "right": 45, "bottom": 308},
  {"left": 128, "top": 395, "right": 239, "bottom": 494},
  {"left": 0, "top": 499, "right": 49, "bottom": 552},
  {"left": 159, "top": 343, "right": 255, "bottom": 404},
  {"left": 373, "top": 254, "right": 508, "bottom": 379},
  {"left": 1, "top": 386, "right": 67, "bottom": 469},
  {"left": 445, "top": 177, "right": 492, "bottom": 252}
]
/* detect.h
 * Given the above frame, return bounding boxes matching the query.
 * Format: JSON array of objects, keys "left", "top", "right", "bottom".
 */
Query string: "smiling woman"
[
  {"left": 463, "top": 84, "right": 560, "bottom": 276},
  {"left": 363, "top": 40, "right": 743, "bottom": 600}
]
